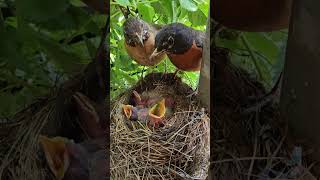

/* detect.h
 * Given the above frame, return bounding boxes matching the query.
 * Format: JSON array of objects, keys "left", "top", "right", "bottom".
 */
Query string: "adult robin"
[
  {"left": 123, "top": 17, "right": 166, "bottom": 68},
  {"left": 213, "top": 0, "right": 292, "bottom": 31},
  {"left": 149, "top": 23, "right": 205, "bottom": 97},
  {"left": 150, "top": 23, "right": 205, "bottom": 73}
]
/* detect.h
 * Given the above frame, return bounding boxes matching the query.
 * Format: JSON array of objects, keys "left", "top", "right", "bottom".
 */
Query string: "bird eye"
[
  {"left": 168, "top": 36, "right": 174, "bottom": 46},
  {"left": 143, "top": 30, "right": 149, "bottom": 40}
]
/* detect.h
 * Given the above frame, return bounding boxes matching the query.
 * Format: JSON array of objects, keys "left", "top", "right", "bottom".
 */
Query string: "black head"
[
  {"left": 154, "top": 23, "right": 193, "bottom": 54},
  {"left": 123, "top": 17, "right": 150, "bottom": 47}
]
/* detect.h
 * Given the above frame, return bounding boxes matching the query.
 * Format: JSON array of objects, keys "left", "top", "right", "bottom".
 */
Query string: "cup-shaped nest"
[{"left": 111, "top": 73, "right": 210, "bottom": 179}]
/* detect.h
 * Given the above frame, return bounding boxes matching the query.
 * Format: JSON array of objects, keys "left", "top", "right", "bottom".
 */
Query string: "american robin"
[
  {"left": 123, "top": 17, "right": 166, "bottom": 67},
  {"left": 150, "top": 23, "right": 205, "bottom": 73},
  {"left": 213, "top": 0, "right": 292, "bottom": 31}
]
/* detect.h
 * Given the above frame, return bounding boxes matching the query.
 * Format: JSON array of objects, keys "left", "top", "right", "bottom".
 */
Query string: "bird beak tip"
[
  {"left": 151, "top": 48, "right": 160, "bottom": 58},
  {"left": 135, "top": 33, "right": 144, "bottom": 47}
]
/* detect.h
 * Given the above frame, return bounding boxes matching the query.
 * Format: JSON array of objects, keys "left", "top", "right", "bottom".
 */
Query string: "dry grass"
[
  {"left": 0, "top": 98, "right": 56, "bottom": 180},
  {"left": 211, "top": 47, "right": 318, "bottom": 180}
]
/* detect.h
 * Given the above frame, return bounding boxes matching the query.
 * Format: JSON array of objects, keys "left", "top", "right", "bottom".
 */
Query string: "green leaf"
[
  {"left": 172, "top": 0, "right": 177, "bottom": 22},
  {"left": 37, "top": 6, "right": 91, "bottom": 31},
  {"left": 243, "top": 32, "right": 279, "bottom": 63},
  {"left": 114, "top": 0, "right": 131, "bottom": 7},
  {"left": 178, "top": 0, "right": 197, "bottom": 12},
  {"left": 0, "top": 26, "right": 26, "bottom": 71},
  {"left": 188, "top": 9, "right": 206, "bottom": 26},
  {"left": 137, "top": 4, "right": 155, "bottom": 22},
  {"left": 197, "top": 1, "right": 209, "bottom": 16},
  {"left": 70, "top": 0, "right": 86, "bottom": 7},
  {"left": 21, "top": 25, "right": 84, "bottom": 73},
  {"left": 83, "top": 36, "right": 98, "bottom": 59},
  {"left": 0, "top": 92, "right": 18, "bottom": 118},
  {"left": 153, "top": 0, "right": 172, "bottom": 23},
  {"left": 18, "top": 0, "right": 69, "bottom": 22}
]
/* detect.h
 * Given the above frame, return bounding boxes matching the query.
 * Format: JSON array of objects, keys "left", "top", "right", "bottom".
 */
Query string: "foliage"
[
  {"left": 216, "top": 28, "right": 288, "bottom": 90},
  {"left": 110, "top": 0, "right": 210, "bottom": 99},
  {"left": 0, "top": 0, "right": 106, "bottom": 118}
]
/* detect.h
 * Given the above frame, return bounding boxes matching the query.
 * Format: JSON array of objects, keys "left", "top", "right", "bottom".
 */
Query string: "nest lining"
[{"left": 110, "top": 73, "right": 210, "bottom": 180}]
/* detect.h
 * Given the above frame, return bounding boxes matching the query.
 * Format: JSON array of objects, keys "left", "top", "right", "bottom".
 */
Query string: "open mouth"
[
  {"left": 122, "top": 105, "right": 133, "bottom": 119},
  {"left": 149, "top": 99, "right": 166, "bottom": 118}
]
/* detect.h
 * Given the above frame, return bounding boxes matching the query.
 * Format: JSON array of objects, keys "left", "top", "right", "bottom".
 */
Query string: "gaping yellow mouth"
[
  {"left": 122, "top": 105, "right": 133, "bottom": 119},
  {"left": 39, "top": 135, "right": 70, "bottom": 180},
  {"left": 149, "top": 99, "right": 166, "bottom": 118}
]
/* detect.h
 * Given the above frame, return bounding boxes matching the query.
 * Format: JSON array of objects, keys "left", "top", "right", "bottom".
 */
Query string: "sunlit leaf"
[
  {"left": 137, "top": 4, "right": 155, "bottom": 22},
  {"left": 178, "top": 0, "right": 197, "bottom": 12},
  {"left": 114, "top": 0, "right": 131, "bottom": 7},
  {"left": 188, "top": 9, "right": 206, "bottom": 26}
]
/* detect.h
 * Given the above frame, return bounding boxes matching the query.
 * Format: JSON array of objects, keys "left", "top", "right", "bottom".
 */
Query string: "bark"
[
  {"left": 198, "top": 8, "right": 211, "bottom": 113},
  {"left": 280, "top": 0, "right": 320, "bottom": 169}
]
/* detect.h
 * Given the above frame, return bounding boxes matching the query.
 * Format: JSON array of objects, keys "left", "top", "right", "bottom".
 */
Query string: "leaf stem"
[{"left": 240, "top": 33, "right": 264, "bottom": 81}]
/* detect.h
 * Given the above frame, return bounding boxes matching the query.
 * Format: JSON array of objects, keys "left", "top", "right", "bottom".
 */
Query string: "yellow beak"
[
  {"left": 39, "top": 135, "right": 70, "bottom": 180},
  {"left": 122, "top": 105, "right": 133, "bottom": 119},
  {"left": 149, "top": 98, "right": 166, "bottom": 118}
]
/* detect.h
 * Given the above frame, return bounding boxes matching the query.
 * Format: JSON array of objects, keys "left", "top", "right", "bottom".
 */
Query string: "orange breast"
[{"left": 168, "top": 41, "right": 202, "bottom": 71}]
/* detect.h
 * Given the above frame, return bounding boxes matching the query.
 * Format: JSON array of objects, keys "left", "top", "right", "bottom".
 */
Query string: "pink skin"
[{"left": 63, "top": 139, "right": 107, "bottom": 180}]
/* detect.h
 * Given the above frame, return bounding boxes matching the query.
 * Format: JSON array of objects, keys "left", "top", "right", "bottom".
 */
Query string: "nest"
[
  {"left": 110, "top": 73, "right": 210, "bottom": 179},
  {"left": 0, "top": 98, "right": 56, "bottom": 180}
]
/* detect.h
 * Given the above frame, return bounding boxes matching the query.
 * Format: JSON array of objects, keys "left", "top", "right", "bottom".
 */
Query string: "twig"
[
  {"left": 247, "top": 112, "right": 259, "bottom": 180},
  {"left": 212, "top": 157, "right": 285, "bottom": 164},
  {"left": 112, "top": 0, "right": 131, "bottom": 19}
]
